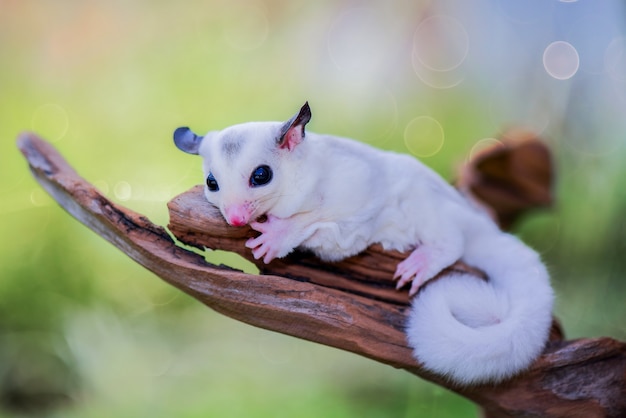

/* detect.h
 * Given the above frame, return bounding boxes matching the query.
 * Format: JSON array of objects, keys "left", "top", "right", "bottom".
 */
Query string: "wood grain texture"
[{"left": 17, "top": 131, "right": 626, "bottom": 417}]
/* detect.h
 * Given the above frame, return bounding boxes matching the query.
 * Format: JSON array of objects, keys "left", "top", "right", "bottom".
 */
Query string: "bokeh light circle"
[
  {"left": 114, "top": 181, "right": 132, "bottom": 201},
  {"left": 543, "top": 41, "right": 579, "bottom": 80},
  {"left": 403, "top": 116, "right": 445, "bottom": 158},
  {"left": 413, "top": 15, "right": 469, "bottom": 72},
  {"left": 30, "top": 188, "right": 51, "bottom": 207}
]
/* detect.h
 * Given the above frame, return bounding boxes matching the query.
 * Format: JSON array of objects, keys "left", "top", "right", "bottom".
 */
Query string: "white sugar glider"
[{"left": 173, "top": 102, "right": 554, "bottom": 385}]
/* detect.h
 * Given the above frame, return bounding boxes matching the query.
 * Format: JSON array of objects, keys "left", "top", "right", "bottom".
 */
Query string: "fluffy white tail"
[{"left": 406, "top": 231, "right": 554, "bottom": 385}]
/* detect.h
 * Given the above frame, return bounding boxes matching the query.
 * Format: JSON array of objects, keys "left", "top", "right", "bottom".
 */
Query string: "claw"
[
  {"left": 249, "top": 243, "right": 262, "bottom": 258},
  {"left": 396, "top": 271, "right": 414, "bottom": 290},
  {"left": 263, "top": 252, "right": 275, "bottom": 264},
  {"left": 409, "top": 280, "right": 423, "bottom": 297},
  {"left": 245, "top": 237, "right": 260, "bottom": 249}
]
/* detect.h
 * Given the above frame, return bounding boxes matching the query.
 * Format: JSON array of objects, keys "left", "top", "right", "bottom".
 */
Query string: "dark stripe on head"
[{"left": 221, "top": 137, "right": 242, "bottom": 159}]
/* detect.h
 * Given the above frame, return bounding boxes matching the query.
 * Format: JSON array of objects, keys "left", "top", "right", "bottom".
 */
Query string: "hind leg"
[{"left": 394, "top": 230, "right": 464, "bottom": 297}]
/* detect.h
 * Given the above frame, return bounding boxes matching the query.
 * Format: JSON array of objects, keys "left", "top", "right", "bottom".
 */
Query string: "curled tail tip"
[{"left": 406, "top": 273, "right": 552, "bottom": 386}]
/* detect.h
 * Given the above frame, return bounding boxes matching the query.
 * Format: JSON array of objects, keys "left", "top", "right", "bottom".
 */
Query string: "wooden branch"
[
  {"left": 455, "top": 128, "right": 554, "bottom": 230},
  {"left": 17, "top": 132, "right": 626, "bottom": 417}
]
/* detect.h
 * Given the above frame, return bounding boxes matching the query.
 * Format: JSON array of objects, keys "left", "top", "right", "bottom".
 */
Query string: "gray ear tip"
[
  {"left": 173, "top": 126, "right": 190, "bottom": 140},
  {"left": 173, "top": 126, "right": 202, "bottom": 155}
]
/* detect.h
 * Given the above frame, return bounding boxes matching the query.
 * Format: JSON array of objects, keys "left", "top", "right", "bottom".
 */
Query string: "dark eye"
[
  {"left": 206, "top": 172, "right": 219, "bottom": 192},
  {"left": 250, "top": 165, "right": 272, "bottom": 187}
]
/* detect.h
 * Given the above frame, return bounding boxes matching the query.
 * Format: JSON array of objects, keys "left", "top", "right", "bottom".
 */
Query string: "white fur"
[{"left": 177, "top": 107, "right": 554, "bottom": 385}]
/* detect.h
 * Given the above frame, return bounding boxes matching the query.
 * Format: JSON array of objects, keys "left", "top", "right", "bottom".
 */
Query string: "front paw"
[{"left": 244, "top": 215, "right": 293, "bottom": 264}]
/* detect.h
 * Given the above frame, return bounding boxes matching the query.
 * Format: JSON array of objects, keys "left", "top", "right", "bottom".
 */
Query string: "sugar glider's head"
[{"left": 174, "top": 102, "right": 311, "bottom": 227}]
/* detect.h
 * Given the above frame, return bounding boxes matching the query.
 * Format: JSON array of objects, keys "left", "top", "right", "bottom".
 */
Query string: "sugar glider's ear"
[
  {"left": 277, "top": 102, "right": 311, "bottom": 151},
  {"left": 173, "top": 127, "right": 204, "bottom": 155}
]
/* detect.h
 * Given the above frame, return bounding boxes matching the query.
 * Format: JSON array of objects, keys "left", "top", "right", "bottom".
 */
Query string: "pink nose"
[
  {"left": 225, "top": 205, "right": 251, "bottom": 227},
  {"left": 229, "top": 217, "right": 247, "bottom": 227}
]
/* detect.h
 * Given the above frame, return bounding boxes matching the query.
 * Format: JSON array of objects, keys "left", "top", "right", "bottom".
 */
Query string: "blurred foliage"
[{"left": 1, "top": 0, "right": 626, "bottom": 417}]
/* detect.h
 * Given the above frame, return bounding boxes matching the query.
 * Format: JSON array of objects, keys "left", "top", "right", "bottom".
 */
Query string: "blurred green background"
[{"left": 2, "top": 1, "right": 626, "bottom": 417}]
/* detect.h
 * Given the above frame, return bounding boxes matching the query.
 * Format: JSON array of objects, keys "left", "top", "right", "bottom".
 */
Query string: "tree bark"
[{"left": 17, "top": 132, "right": 626, "bottom": 417}]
